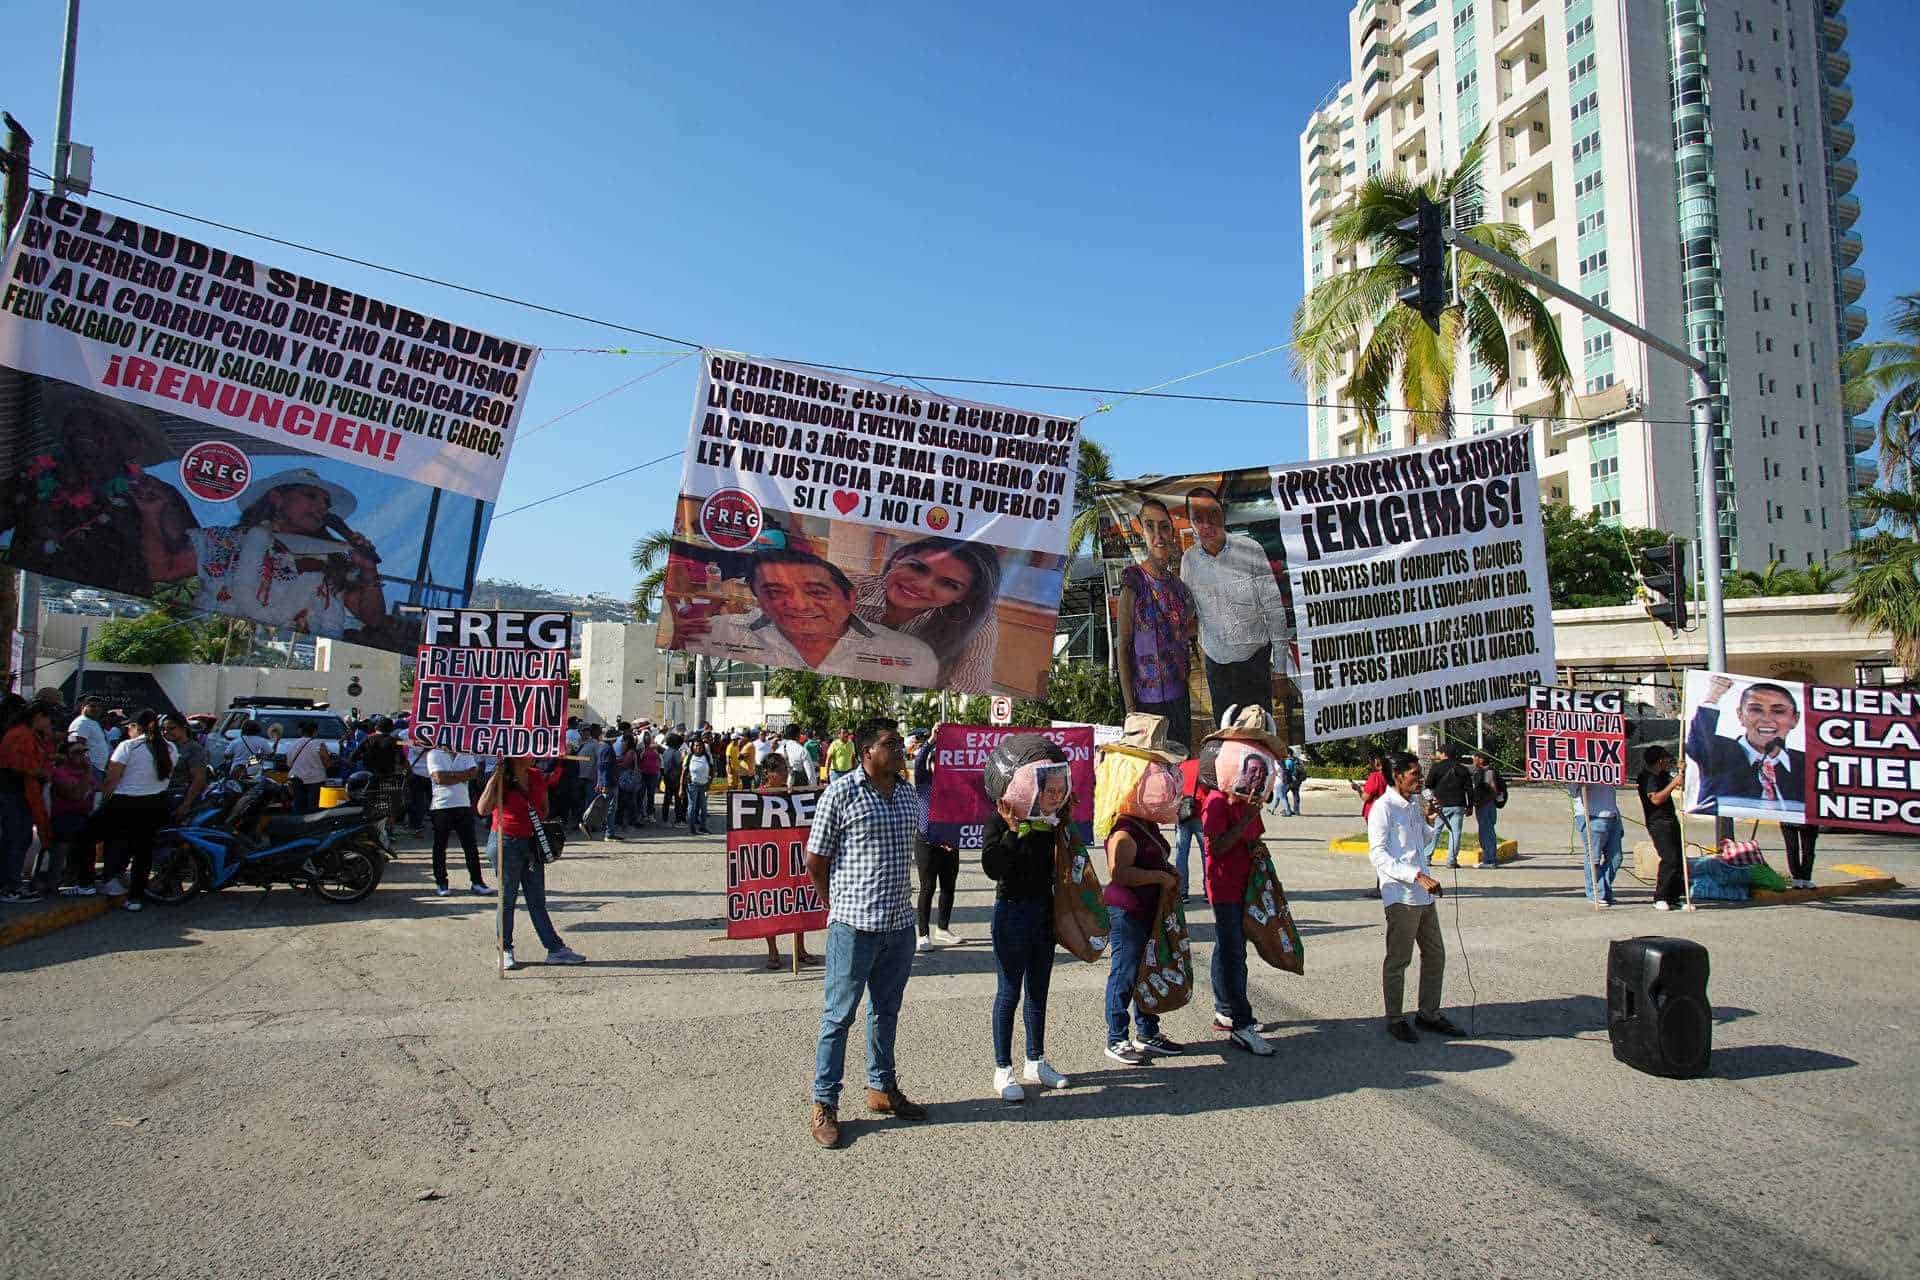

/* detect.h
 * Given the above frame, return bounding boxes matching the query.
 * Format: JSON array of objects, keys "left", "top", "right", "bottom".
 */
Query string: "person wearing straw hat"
[
  {"left": 1096, "top": 714, "right": 1188, "bottom": 1065},
  {"left": 1196, "top": 704, "right": 1287, "bottom": 1056},
  {"left": 132, "top": 465, "right": 389, "bottom": 635}
]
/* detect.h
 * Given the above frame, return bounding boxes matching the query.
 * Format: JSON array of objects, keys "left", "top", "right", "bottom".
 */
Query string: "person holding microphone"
[{"left": 1369, "top": 752, "right": 1464, "bottom": 1043}]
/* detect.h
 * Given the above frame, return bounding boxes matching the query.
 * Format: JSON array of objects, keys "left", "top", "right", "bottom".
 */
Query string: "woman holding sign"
[{"left": 478, "top": 757, "right": 585, "bottom": 972}]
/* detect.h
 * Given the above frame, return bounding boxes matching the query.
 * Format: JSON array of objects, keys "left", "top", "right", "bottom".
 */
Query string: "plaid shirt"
[{"left": 807, "top": 765, "right": 923, "bottom": 932}]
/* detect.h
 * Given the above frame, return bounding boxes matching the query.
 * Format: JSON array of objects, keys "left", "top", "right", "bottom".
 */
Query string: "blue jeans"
[
  {"left": 497, "top": 835, "right": 563, "bottom": 953},
  {"left": 1104, "top": 908, "right": 1160, "bottom": 1047},
  {"left": 1475, "top": 802, "right": 1499, "bottom": 866},
  {"left": 603, "top": 786, "right": 621, "bottom": 838},
  {"left": 1426, "top": 806, "right": 1467, "bottom": 865},
  {"left": 1583, "top": 813, "right": 1624, "bottom": 903},
  {"left": 638, "top": 772, "right": 659, "bottom": 820},
  {"left": 813, "top": 921, "right": 916, "bottom": 1105},
  {"left": 990, "top": 896, "right": 1055, "bottom": 1068},
  {"left": 687, "top": 783, "right": 709, "bottom": 833},
  {"left": 1210, "top": 901, "right": 1253, "bottom": 1028},
  {"left": 1174, "top": 820, "right": 1204, "bottom": 896}
]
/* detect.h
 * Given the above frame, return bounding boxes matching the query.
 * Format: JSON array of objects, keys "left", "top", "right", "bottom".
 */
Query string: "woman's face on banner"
[
  {"left": 1140, "top": 503, "right": 1177, "bottom": 569},
  {"left": 884, "top": 550, "right": 976, "bottom": 614},
  {"left": 1036, "top": 766, "right": 1070, "bottom": 816},
  {"left": 270, "top": 484, "right": 333, "bottom": 535}
]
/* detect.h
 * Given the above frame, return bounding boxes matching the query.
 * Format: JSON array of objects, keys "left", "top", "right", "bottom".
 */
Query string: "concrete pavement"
[{"left": 0, "top": 790, "right": 1913, "bottom": 1279}]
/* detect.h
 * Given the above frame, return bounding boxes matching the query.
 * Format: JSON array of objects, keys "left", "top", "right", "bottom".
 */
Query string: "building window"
[
  {"left": 1576, "top": 209, "right": 1606, "bottom": 236},
  {"left": 1566, "top": 15, "right": 1594, "bottom": 44},
  {"left": 1568, "top": 52, "right": 1597, "bottom": 81}
]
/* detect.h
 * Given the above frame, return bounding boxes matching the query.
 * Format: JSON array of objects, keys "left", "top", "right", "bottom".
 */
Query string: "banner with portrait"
[
  {"left": 926, "top": 723, "right": 1095, "bottom": 848},
  {"left": 1094, "top": 424, "right": 1553, "bottom": 745},
  {"left": 1684, "top": 671, "right": 1920, "bottom": 835},
  {"left": 658, "top": 354, "right": 1077, "bottom": 698},
  {"left": 0, "top": 193, "right": 541, "bottom": 655}
]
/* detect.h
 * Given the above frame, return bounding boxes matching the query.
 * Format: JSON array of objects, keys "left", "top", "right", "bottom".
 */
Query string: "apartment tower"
[{"left": 1300, "top": 0, "right": 1867, "bottom": 569}]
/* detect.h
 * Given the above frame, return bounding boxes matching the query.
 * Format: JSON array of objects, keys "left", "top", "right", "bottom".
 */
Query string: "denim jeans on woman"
[
  {"left": 686, "top": 782, "right": 709, "bottom": 834},
  {"left": 1582, "top": 813, "right": 1624, "bottom": 904},
  {"left": 497, "top": 834, "right": 564, "bottom": 953},
  {"left": 813, "top": 921, "right": 915, "bottom": 1106},
  {"left": 990, "top": 896, "right": 1055, "bottom": 1069},
  {"left": 1173, "top": 819, "right": 1204, "bottom": 897},
  {"left": 1104, "top": 908, "right": 1160, "bottom": 1048},
  {"left": 1210, "top": 901, "right": 1254, "bottom": 1030}
]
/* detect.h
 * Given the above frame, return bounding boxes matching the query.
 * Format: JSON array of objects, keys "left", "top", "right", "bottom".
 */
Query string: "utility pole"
[
  {"left": 14, "top": 0, "right": 83, "bottom": 696},
  {"left": 1439, "top": 225, "right": 1730, "bottom": 839},
  {"left": 0, "top": 114, "right": 33, "bottom": 694}
]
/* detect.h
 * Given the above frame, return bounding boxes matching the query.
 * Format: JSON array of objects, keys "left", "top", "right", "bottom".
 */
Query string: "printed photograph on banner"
[
  {"left": 1802, "top": 685, "right": 1920, "bottom": 836},
  {"left": 1269, "top": 426, "right": 1553, "bottom": 742},
  {"left": 1682, "top": 670, "right": 1808, "bottom": 823},
  {"left": 661, "top": 355, "right": 1078, "bottom": 698},
  {"left": 1093, "top": 469, "right": 1299, "bottom": 752},
  {"left": 0, "top": 194, "right": 539, "bottom": 655}
]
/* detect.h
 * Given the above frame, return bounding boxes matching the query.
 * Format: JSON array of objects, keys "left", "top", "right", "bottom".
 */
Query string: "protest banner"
[
  {"left": 0, "top": 193, "right": 540, "bottom": 655},
  {"left": 927, "top": 723, "right": 1094, "bottom": 848},
  {"left": 1524, "top": 685, "right": 1627, "bottom": 785},
  {"left": 1095, "top": 423, "right": 1553, "bottom": 744},
  {"left": 658, "top": 354, "right": 1077, "bottom": 698},
  {"left": 410, "top": 609, "right": 571, "bottom": 757},
  {"left": 725, "top": 787, "right": 828, "bottom": 939},
  {"left": 1684, "top": 670, "right": 1920, "bottom": 835}
]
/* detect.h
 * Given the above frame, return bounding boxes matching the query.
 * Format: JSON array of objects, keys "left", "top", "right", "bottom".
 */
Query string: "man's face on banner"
[
  {"left": 754, "top": 562, "right": 854, "bottom": 645},
  {"left": 1736, "top": 685, "right": 1799, "bottom": 750},
  {"left": 1187, "top": 491, "right": 1227, "bottom": 556},
  {"left": 1140, "top": 501, "right": 1177, "bottom": 569}
]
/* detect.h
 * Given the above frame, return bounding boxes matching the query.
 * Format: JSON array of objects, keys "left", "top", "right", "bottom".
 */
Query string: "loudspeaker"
[{"left": 1608, "top": 936, "right": 1712, "bottom": 1078}]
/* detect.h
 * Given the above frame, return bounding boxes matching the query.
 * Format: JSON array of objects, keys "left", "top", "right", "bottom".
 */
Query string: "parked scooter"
[{"left": 147, "top": 763, "right": 392, "bottom": 906}]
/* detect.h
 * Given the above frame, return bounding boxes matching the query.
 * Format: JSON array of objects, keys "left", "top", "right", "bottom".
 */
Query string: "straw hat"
[
  {"left": 1202, "top": 704, "right": 1287, "bottom": 756},
  {"left": 1098, "top": 712, "right": 1187, "bottom": 764}
]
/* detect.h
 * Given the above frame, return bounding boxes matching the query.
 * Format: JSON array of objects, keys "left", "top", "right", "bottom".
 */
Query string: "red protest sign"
[
  {"left": 411, "top": 609, "right": 571, "bottom": 757},
  {"left": 1803, "top": 685, "right": 1920, "bottom": 836},
  {"left": 926, "top": 724, "right": 1094, "bottom": 848},
  {"left": 725, "top": 788, "right": 828, "bottom": 940},
  {"left": 1524, "top": 685, "right": 1626, "bottom": 785}
]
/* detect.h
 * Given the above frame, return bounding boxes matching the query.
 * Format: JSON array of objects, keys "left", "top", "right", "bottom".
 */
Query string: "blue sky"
[{"left": 12, "top": 1, "right": 1917, "bottom": 598}]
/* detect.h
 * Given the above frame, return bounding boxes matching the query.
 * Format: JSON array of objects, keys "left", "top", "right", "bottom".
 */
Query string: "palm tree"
[
  {"left": 629, "top": 528, "right": 675, "bottom": 620},
  {"left": 1292, "top": 128, "right": 1573, "bottom": 445},
  {"left": 1842, "top": 486, "right": 1920, "bottom": 671},
  {"left": 1841, "top": 292, "right": 1920, "bottom": 485},
  {"left": 1068, "top": 436, "right": 1112, "bottom": 559}
]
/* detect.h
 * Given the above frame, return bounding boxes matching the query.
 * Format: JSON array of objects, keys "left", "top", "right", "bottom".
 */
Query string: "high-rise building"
[{"left": 1300, "top": 0, "right": 1868, "bottom": 569}]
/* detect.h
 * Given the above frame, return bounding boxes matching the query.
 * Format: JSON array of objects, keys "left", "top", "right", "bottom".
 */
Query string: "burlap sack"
[
  {"left": 1053, "top": 827, "right": 1111, "bottom": 963},
  {"left": 1243, "top": 845, "right": 1304, "bottom": 975},
  {"left": 1132, "top": 884, "right": 1194, "bottom": 1016}
]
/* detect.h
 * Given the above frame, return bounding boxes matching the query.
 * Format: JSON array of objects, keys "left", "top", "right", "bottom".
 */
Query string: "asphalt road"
[{"left": 1, "top": 788, "right": 1914, "bottom": 1280}]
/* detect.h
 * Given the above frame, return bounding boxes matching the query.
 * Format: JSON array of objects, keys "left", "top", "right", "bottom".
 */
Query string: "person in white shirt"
[
  {"left": 426, "top": 747, "right": 491, "bottom": 897},
  {"left": 752, "top": 730, "right": 775, "bottom": 772},
  {"left": 779, "top": 727, "right": 818, "bottom": 788},
  {"left": 281, "top": 721, "right": 334, "bottom": 814},
  {"left": 230, "top": 721, "right": 278, "bottom": 783},
  {"left": 1569, "top": 782, "right": 1624, "bottom": 908},
  {"left": 1367, "top": 751, "right": 1464, "bottom": 1042},
  {"left": 1179, "top": 486, "right": 1291, "bottom": 719},
  {"left": 67, "top": 698, "right": 110, "bottom": 779},
  {"left": 89, "top": 708, "right": 180, "bottom": 912}
]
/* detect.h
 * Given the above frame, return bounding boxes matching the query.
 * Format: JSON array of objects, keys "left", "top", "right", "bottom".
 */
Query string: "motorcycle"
[{"left": 146, "top": 763, "right": 393, "bottom": 906}]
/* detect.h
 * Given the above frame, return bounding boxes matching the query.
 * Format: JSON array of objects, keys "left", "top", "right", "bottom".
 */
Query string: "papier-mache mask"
[
  {"left": 1125, "top": 761, "right": 1182, "bottom": 825},
  {"left": 1004, "top": 760, "right": 1073, "bottom": 825},
  {"left": 1214, "top": 741, "right": 1278, "bottom": 802}
]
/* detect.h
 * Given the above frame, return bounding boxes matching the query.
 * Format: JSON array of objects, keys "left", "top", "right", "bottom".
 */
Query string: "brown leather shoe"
[
  {"left": 865, "top": 1087, "right": 928, "bottom": 1121},
  {"left": 809, "top": 1102, "right": 840, "bottom": 1148}
]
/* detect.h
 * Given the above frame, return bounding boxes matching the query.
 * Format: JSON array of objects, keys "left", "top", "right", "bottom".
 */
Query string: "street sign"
[{"left": 990, "top": 696, "right": 1012, "bottom": 726}]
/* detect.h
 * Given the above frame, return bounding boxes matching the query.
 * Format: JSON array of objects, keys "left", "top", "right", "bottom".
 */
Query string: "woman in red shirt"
[
  {"left": 478, "top": 757, "right": 585, "bottom": 972},
  {"left": 1352, "top": 753, "right": 1388, "bottom": 899}
]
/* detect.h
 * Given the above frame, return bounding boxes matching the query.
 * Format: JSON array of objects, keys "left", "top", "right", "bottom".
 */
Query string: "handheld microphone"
[{"left": 325, "top": 515, "right": 380, "bottom": 563}]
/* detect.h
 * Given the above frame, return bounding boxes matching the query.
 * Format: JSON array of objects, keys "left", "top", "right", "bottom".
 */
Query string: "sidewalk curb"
[{"left": 0, "top": 896, "right": 110, "bottom": 949}]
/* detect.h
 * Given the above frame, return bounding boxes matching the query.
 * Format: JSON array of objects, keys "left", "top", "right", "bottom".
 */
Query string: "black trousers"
[
  {"left": 1650, "top": 821, "right": 1685, "bottom": 905},
  {"left": 1203, "top": 644, "right": 1272, "bottom": 720},
  {"left": 916, "top": 836, "right": 958, "bottom": 934},
  {"left": 1782, "top": 824, "right": 1819, "bottom": 881},
  {"left": 430, "top": 806, "right": 483, "bottom": 888}
]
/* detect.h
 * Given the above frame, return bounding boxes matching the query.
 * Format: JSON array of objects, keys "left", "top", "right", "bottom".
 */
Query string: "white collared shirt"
[
  {"left": 1180, "top": 532, "right": 1290, "bottom": 667},
  {"left": 1369, "top": 786, "right": 1438, "bottom": 907},
  {"left": 703, "top": 609, "right": 938, "bottom": 684}
]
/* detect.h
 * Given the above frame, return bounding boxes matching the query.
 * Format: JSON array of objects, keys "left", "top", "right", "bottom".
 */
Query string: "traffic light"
[
  {"left": 1640, "top": 537, "right": 1690, "bottom": 634},
  {"left": 1395, "top": 193, "right": 1447, "bottom": 332}
]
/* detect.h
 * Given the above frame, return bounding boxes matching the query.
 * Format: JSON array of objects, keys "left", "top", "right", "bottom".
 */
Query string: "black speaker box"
[{"left": 1608, "top": 936, "right": 1712, "bottom": 1078}]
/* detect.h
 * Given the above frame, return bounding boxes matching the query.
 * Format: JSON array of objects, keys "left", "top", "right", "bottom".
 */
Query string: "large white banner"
[
  {"left": 1272, "top": 425, "right": 1555, "bottom": 740},
  {"left": 0, "top": 193, "right": 538, "bottom": 503}
]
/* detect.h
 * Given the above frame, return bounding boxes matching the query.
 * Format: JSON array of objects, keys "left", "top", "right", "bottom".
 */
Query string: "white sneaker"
[
  {"left": 1228, "top": 1026, "right": 1275, "bottom": 1057},
  {"left": 435, "top": 885, "right": 452, "bottom": 897},
  {"left": 122, "top": 900, "right": 143, "bottom": 913},
  {"left": 930, "top": 926, "right": 963, "bottom": 946},
  {"left": 1023, "top": 1058, "right": 1068, "bottom": 1089},
  {"left": 501, "top": 949, "right": 521, "bottom": 972},
  {"left": 915, "top": 934, "right": 931, "bottom": 954},
  {"left": 1654, "top": 901, "right": 1672, "bottom": 911},
  {"left": 993, "top": 1065, "right": 1026, "bottom": 1103},
  {"left": 101, "top": 878, "right": 126, "bottom": 897}
]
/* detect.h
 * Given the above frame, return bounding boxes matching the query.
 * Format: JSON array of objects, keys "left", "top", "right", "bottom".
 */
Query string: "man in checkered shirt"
[{"left": 803, "top": 716, "right": 930, "bottom": 1148}]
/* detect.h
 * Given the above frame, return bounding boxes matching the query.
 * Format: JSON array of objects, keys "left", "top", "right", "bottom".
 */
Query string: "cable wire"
[{"left": 490, "top": 449, "right": 685, "bottom": 519}]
